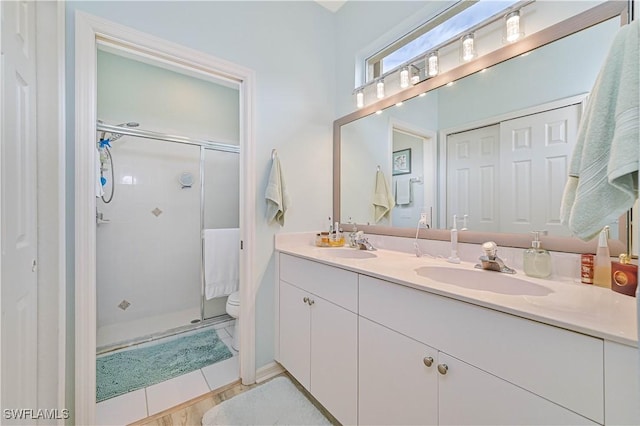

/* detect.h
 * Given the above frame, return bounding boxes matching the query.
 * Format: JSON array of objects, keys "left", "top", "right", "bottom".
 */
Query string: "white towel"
[
  {"left": 204, "top": 228, "right": 239, "bottom": 300},
  {"left": 560, "top": 20, "right": 639, "bottom": 241},
  {"left": 395, "top": 177, "right": 412, "bottom": 205},
  {"left": 373, "top": 170, "right": 395, "bottom": 223},
  {"left": 265, "top": 156, "right": 290, "bottom": 226},
  {"left": 96, "top": 148, "right": 104, "bottom": 197}
]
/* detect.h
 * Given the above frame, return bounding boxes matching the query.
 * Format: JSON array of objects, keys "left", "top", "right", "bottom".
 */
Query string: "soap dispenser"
[
  {"left": 593, "top": 226, "right": 611, "bottom": 288},
  {"left": 523, "top": 230, "right": 551, "bottom": 278}
]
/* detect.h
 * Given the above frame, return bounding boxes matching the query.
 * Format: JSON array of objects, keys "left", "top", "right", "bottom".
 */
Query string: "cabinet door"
[
  {"left": 279, "top": 281, "right": 311, "bottom": 390},
  {"left": 437, "top": 352, "right": 596, "bottom": 425},
  {"left": 359, "top": 317, "right": 438, "bottom": 426},
  {"left": 605, "top": 341, "right": 640, "bottom": 425},
  {"left": 311, "top": 296, "right": 358, "bottom": 426}
]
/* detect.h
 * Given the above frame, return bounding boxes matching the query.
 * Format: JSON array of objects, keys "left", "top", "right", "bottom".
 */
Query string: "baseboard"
[{"left": 255, "top": 361, "right": 285, "bottom": 383}]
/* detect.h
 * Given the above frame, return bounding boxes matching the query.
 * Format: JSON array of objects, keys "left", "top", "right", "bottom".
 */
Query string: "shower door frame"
[
  {"left": 74, "top": 12, "right": 256, "bottom": 424},
  {"left": 94, "top": 124, "right": 241, "bottom": 354}
]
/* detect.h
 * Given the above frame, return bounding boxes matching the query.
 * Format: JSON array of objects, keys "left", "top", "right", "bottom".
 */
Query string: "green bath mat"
[{"left": 97, "top": 328, "right": 233, "bottom": 402}]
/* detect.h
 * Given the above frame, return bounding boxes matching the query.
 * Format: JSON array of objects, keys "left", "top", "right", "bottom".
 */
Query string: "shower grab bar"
[{"left": 96, "top": 122, "right": 240, "bottom": 154}]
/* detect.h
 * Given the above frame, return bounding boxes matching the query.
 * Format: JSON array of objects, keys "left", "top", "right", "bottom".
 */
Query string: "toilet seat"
[{"left": 227, "top": 291, "right": 240, "bottom": 307}]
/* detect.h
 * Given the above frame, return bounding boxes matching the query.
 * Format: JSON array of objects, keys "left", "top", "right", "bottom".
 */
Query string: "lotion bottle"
[
  {"left": 523, "top": 230, "right": 551, "bottom": 278},
  {"left": 593, "top": 226, "right": 611, "bottom": 288}
]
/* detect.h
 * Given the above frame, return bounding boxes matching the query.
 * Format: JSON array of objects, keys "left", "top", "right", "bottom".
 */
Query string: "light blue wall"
[{"left": 65, "top": 1, "right": 335, "bottom": 416}]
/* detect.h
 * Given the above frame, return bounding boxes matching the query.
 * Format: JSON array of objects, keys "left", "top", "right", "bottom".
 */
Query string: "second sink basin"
[
  {"left": 318, "top": 248, "right": 377, "bottom": 259},
  {"left": 414, "top": 266, "right": 553, "bottom": 296}
]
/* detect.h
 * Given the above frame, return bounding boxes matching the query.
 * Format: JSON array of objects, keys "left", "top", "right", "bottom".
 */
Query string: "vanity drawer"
[
  {"left": 280, "top": 253, "right": 358, "bottom": 312},
  {"left": 359, "top": 274, "right": 604, "bottom": 423}
]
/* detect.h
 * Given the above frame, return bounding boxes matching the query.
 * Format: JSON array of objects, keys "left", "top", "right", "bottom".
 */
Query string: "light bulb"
[
  {"left": 505, "top": 11, "right": 521, "bottom": 43},
  {"left": 400, "top": 67, "right": 410, "bottom": 89},
  {"left": 376, "top": 80, "right": 385, "bottom": 99},
  {"left": 356, "top": 90, "right": 364, "bottom": 108},
  {"left": 427, "top": 52, "right": 439, "bottom": 77},
  {"left": 461, "top": 33, "right": 476, "bottom": 62}
]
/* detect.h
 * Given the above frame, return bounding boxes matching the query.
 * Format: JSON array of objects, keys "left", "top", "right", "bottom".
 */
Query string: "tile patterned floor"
[{"left": 96, "top": 321, "right": 238, "bottom": 426}]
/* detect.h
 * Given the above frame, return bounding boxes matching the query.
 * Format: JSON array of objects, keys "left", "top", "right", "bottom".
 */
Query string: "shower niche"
[{"left": 95, "top": 48, "right": 240, "bottom": 352}]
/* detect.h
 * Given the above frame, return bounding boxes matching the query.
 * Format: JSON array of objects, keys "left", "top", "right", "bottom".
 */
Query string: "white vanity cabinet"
[
  {"left": 604, "top": 341, "right": 640, "bottom": 425},
  {"left": 278, "top": 254, "right": 358, "bottom": 426},
  {"left": 359, "top": 274, "right": 603, "bottom": 425},
  {"left": 359, "top": 316, "right": 438, "bottom": 425},
  {"left": 359, "top": 316, "right": 596, "bottom": 425},
  {"left": 277, "top": 250, "right": 638, "bottom": 426}
]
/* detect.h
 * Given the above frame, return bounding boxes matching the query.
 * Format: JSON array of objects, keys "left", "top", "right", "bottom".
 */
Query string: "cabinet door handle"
[
  {"left": 308, "top": 298, "right": 315, "bottom": 306},
  {"left": 303, "top": 297, "right": 309, "bottom": 304},
  {"left": 423, "top": 357, "right": 434, "bottom": 367},
  {"left": 437, "top": 364, "right": 448, "bottom": 375}
]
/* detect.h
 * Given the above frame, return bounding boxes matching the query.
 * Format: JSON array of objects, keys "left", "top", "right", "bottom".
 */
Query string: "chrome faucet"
[
  {"left": 475, "top": 241, "right": 516, "bottom": 274},
  {"left": 347, "top": 218, "right": 359, "bottom": 248},
  {"left": 355, "top": 231, "right": 377, "bottom": 251}
]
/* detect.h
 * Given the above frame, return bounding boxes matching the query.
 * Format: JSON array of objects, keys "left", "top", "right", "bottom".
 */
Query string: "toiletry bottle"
[
  {"left": 593, "top": 226, "right": 611, "bottom": 288},
  {"left": 523, "top": 230, "right": 551, "bottom": 278},
  {"left": 611, "top": 254, "right": 637, "bottom": 297}
]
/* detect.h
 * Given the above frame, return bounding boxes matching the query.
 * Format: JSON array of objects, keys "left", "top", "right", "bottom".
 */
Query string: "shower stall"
[{"left": 95, "top": 122, "right": 240, "bottom": 353}]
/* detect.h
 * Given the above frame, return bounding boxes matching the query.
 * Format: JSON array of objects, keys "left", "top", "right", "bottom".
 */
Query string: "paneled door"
[
  {"left": 1, "top": 0, "right": 39, "bottom": 415},
  {"left": 499, "top": 104, "right": 580, "bottom": 236},
  {"left": 446, "top": 124, "right": 500, "bottom": 232}
]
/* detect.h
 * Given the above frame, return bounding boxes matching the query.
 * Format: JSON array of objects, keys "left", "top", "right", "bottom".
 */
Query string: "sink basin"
[
  {"left": 414, "top": 266, "right": 553, "bottom": 296},
  {"left": 318, "top": 248, "right": 377, "bottom": 259}
]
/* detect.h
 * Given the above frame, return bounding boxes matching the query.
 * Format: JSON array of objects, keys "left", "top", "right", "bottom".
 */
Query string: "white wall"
[{"left": 65, "top": 1, "right": 336, "bottom": 409}]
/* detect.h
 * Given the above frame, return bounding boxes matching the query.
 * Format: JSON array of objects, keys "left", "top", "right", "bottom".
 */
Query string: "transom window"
[{"left": 366, "top": 0, "right": 520, "bottom": 82}]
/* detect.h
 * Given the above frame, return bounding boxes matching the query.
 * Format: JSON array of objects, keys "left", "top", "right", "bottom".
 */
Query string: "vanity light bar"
[
  {"left": 427, "top": 51, "right": 439, "bottom": 77},
  {"left": 356, "top": 90, "right": 364, "bottom": 108},
  {"left": 376, "top": 79, "right": 385, "bottom": 99},
  {"left": 505, "top": 10, "right": 524, "bottom": 43},
  {"left": 353, "top": 1, "right": 531, "bottom": 109},
  {"left": 461, "top": 33, "right": 476, "bottom": 62}
]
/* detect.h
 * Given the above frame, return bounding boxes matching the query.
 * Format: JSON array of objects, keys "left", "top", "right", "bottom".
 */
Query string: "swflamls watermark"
[{"left": 3, "top": 408, "right": 70, "bottom": 420}]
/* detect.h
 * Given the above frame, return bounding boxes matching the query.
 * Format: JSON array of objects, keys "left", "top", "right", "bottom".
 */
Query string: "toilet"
[{"left": 225, "top": 291, "right": 240, "bottom": 351}]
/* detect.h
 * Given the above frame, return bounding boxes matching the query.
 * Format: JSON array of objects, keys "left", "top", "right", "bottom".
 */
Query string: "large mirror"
[{"left": 335, "top": 1, "right": 631, "bottom": 254}]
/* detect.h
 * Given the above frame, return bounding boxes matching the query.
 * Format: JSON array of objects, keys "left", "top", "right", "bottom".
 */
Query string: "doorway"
[{"left": 74, "top": 12, "right": 256, "bottom": 424}]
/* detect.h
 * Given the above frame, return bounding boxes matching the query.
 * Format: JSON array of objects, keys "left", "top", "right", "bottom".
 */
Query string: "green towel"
[
  {"left": 373, "top": 170, "right": 395, "bottom": 223},
  {"left": 266, "top": 156, "right": 290, "bottom": 226},
  {"left": 561, "top": 20, "right": 639, "bottom": 241}
]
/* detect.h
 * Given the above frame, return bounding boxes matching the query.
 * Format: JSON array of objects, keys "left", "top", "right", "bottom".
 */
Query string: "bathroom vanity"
[{"left": 275, "top": 235, "right": 639, "bottom": 426}]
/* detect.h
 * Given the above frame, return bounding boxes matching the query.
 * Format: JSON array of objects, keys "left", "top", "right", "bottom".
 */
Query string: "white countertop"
[{"left": 276, "top": 236, "right": 638, "bottom": 347}]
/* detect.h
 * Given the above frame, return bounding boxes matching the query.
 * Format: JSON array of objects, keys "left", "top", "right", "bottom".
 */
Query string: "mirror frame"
[{"left": 333, "top": 1, "right": 630, "bottom": 254}]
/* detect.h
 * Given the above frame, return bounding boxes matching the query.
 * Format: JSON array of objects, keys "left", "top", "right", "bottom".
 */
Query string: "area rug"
[
  {"left": 97, "top": 328, "right": 232, "bottom": 402},
  {"left": 202, "top": 376, "right": 332, "bottom": 425}
]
